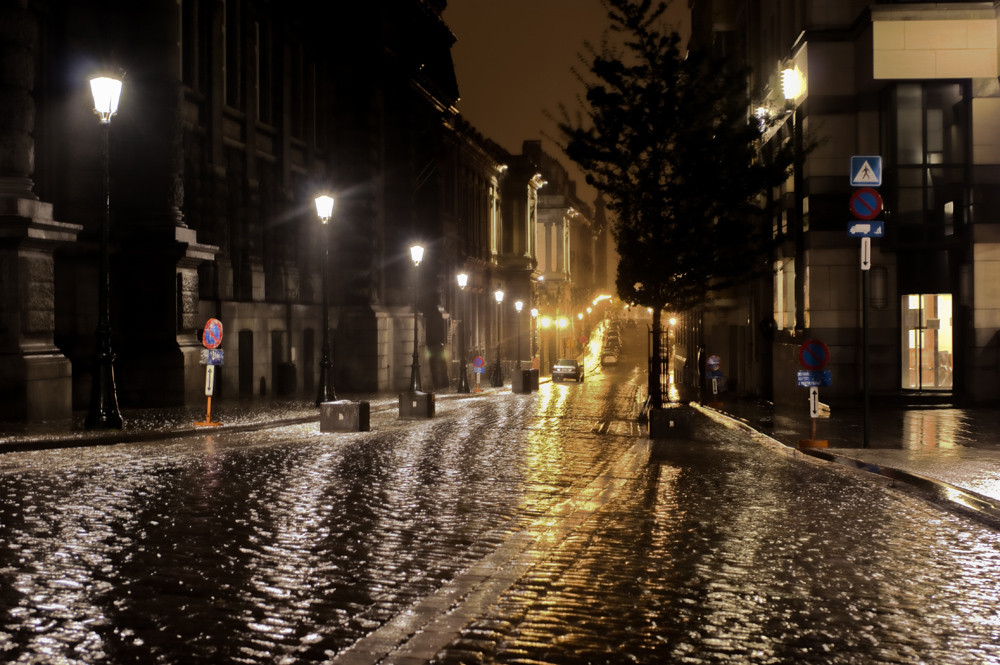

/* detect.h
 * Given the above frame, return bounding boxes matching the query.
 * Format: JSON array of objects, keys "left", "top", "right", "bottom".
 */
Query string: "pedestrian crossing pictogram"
[{"left": 850, "top": 155, "right": 882, "bottom": 187}]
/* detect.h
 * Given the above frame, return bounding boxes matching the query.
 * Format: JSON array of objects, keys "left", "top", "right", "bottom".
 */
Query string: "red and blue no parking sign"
[
  {"left": 798, "top": 339, "right": 829, "bottom": 370},
  {"left": 202, "top": 318, "right": 223, "bottom": 349},
  {"left": 849, "top": 187, "right": 883, "bottom": 221}
]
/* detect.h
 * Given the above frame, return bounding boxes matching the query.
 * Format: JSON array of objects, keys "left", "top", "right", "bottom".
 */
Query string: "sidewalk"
[
  {"left": 701, "top": 395, "right": 1000, "bottom": 528},
  {"left": 0, "top": 384, "right": 523, "bottom": 454},
  {"left": 0, "top": 392, "right": 419, "bottom": 453}
]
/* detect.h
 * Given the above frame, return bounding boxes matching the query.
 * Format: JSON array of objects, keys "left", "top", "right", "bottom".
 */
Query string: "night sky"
[{"left": 444, "top": 0, "right": 689, "bottom": 208}]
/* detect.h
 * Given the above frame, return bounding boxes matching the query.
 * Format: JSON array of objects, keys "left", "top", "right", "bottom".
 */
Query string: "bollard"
[
  {"left": 649, "top": 405, "right": 695, "bottom": 439},
  {"left": 398, "top": 391, "right": 435, "bottom": 418},
  {"left": 320, "top": 400, "right": 370, "bottom": 432}
]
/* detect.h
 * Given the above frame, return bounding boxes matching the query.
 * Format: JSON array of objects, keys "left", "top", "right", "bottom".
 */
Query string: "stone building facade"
[{"left": 1, "top": 0, "right": 611, "bottom": 422}]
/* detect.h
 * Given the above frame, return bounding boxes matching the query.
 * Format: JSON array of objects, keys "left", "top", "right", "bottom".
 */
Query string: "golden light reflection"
[
  {"left": 902, "top": 409, "right": 962, "bottom": 449},
  {"left": 522, "top": 382, "right": 571, "bottom": 493}
]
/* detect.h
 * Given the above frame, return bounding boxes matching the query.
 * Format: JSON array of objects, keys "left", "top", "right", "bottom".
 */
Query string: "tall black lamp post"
[
  {"left": 514, "top": 300, "right": 523, "bottom": 369},
  {"left": 85, "top": 76, "right": 124, "bottom": 430},
  {"left": 456, "top": 272, "right": 470, "bottom": 393},
  {"left": 314, "top": 194, "right": 335, "bottom": 405},
  {"left": 530, "top": 307, "right": 538, "bottom": 363},
  {"left": 408, "top": 244, "right": 424, "bottom": 393},
  {"left": 491, "top": 289, "right": 504, "bottom": 387}
]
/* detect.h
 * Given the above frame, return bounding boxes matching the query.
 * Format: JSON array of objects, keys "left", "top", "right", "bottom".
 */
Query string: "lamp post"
[
  {"left": 456, "top": 273, "right": 470, "bottom": 393},
  {"left": 314, "top": 195, "right": 335, "bottom": 405},
  {"left": 530, "top": 307, "right": 538, "bottom": 365},
  {"left": 514, "top": 300, "right": 523, "bottom": 370},
  {"left": 491, "top": 289, "right": 504, "bottom": 387},
  {"left": 85, "top": 76, "right": 124, "bottom": 430},
  {"left": 408, "top": 244, "right": 424, "bottom": 393}
]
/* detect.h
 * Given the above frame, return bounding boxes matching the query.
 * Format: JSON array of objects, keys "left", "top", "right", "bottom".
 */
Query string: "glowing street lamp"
[
  {"left": 514, "top": 300, "right": 523, "bottom": 369},
  {"left": 491, "top": 289, "right": 504, "bottom": 387},
  {"left": 408, "top": 244, "right": 424, "bottom": 393},
  {"left": 456, "top": 272, "right": 470, "bottom": 393},
  {"left": 85, "top": 76, "right": 124, "bottom": 430},
  {"left": 314, "top": 195, "right": 335, "bottom": 405},
  {"left": 781, "top": 67, "right": 802, "bottom": 101}
]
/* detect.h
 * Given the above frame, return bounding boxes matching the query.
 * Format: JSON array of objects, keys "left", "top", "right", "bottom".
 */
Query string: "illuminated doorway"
[{"left": 901, "top": 294, "right": 953, "bottom": 391}]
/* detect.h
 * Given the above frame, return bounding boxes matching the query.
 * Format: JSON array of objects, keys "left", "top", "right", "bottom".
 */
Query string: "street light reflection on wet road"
[{"left": 1, "top": 323, "right": 999, "bottom": 664}]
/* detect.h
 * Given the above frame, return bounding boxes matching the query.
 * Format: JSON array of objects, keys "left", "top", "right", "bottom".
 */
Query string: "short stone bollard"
[
  {"left": 399, "top": 391, "right": 435, "bottom": 418},
  {"left": 512, "top": 369, "right": 532, "bottom": 394},
  {"left": 320, "top": 400, "right": 370, "bottom": 432},
  {"left": 648, "top": 405, "right": 695, "bottom": 439}
]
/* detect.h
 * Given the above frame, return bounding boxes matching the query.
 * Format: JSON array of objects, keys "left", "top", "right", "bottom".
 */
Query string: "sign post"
[
  {"left": 705, "top": 354, "right": 723, "bottom": 408},
  {"left": 850, "top": 156, "right": 881, "bottom": 449},
  {"left": 472, "top": 356, "right": 485, "bottom": 392},
  {"left": 195, "top": 318, "right": 224, "bottom": 427},
  {"left": 797, "top": 339, "right": 830, "bottom": 448}
]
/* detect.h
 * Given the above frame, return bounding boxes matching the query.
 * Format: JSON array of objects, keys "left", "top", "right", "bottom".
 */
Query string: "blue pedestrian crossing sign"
[{"left": 850, "top": 156, "right": 882, "bottom": 187}]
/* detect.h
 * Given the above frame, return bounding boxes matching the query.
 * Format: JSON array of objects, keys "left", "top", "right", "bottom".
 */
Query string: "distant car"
[
  {"left": 551, "top": 358, "right": 584, "bottom": 382},
  {"left": 601, "top": 351, "right": 618, "bottom": 366}
]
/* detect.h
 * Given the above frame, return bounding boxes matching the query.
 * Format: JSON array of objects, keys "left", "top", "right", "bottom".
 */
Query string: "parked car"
[
  {"left": 601, "top": 351, "right": 618, "bottom": 366},
  {"left": 551, "top": 358, "right": 584, "bottom": 382}
]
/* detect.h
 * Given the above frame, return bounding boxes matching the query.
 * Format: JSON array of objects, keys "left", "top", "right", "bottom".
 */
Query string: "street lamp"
[
  {"left": 85, "top": 75, "right": 124, "bottom": 430},
  {"left": 314, "top": 195, "right": 335, "bottom": 405},
  {"left": 456, "top": 272, "right": 470, "bottom": 393},
  {"left": 491, "top": 289, "right": 504, "bottom": 386},
  {"left": 514, "top": 300, "right": 523, "bottom": 369},
  {"left": 408, "top": 244, "right": 424, "bottom": 393}
]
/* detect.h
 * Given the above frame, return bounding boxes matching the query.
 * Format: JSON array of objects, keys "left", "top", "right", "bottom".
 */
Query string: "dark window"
[
  {"left": 225, "top": 0, "right": 243, "bottom": 109},
  {"left": 884, "top": 82, "right": 968, "bottom": 246}
]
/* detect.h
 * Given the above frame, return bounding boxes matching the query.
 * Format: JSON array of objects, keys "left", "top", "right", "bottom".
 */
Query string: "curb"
[
  {"left": 698, "top": 404, "right": 1000, "bottom": 530},
  {"left": 802, "top": 447, "right": 1000, "bottom": 529}
]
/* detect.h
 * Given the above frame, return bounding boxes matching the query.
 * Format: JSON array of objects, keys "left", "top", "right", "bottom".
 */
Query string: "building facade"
[
  {"left": 1, "top": 0, "right": 611, "bottom": 423},
  {"left": 685, "top": 0, "right": 1000, "bottom": 406}
]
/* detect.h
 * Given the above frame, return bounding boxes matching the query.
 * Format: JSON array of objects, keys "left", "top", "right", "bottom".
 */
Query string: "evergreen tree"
[{"left": 556, "top": 0, "right": 797, "bottom": 408}]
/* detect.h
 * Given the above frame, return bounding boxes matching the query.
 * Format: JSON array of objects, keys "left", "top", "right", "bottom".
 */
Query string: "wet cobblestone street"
[{"left": 2, "top": 348, "right": 1000, "bottom": 663}]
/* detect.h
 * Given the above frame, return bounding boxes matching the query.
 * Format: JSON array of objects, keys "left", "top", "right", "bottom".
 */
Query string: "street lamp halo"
[
  {"left": 514, "top": 300, "right": 523, "bottom": 312},
  {"left": 314, "top": 195, "right": 334, "bottom": 222},
  {"left": 90, "top": 76, "right": 122, "bottom": 123},
  {"left": 456, "top": 272, "right": 468, "bottom": 289},
  {"left": 494, "top": 289, "right": 504, "bottom": 303},
  {"left": 781, "top": 67, "right": 802, "bottom": 100},
  {"left": 410, "top": 244, "right": 424, "bottom": 266}
]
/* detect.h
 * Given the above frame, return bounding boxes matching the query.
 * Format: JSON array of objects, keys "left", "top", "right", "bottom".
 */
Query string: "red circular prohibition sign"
[
  {"left": 202, "top": 318, "right": 224, "bottom": 349},
  {"left": 798, "top": 339, "right": 830, "bottom": 370},
  {"left": 849, "top": 188, "right": 883, "bottom": 221}
]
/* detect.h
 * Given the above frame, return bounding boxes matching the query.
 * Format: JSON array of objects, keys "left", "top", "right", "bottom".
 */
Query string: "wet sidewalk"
[
  {"left": 0, "top": 393, "right": 402, "bottom": 453},
  {"left": 703, "top": 395, "right": 1000, "bottom": 527},
  {"left": 0, "top": 386, "right": 517, "bottom": 454}
]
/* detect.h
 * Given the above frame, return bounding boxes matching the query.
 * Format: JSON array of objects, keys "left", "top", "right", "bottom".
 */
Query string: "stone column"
[
  {"left": 0, "top": 2, "right": 82, "bottom": 421},
  {"left": 111, "top": 0, "right": 217, "bottom": 407}
]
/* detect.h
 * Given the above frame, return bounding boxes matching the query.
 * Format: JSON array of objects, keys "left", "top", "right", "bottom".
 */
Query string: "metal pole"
[
  {"left": 316, "top": 222, "right": 335, "bottom": 405},
  {"left": 516, "top": 310, "right": 521, "bottom": 370},
  {"left": 457, "top": 286, "right": 470, "bottom": 393},
  {"left": 863, "top": 264, "right": 870, "bottom": 448},
  {"left": 491, "top": 301, "right": 503, "bottom": 387},
  {"left": 409, "top": 264, "right": 421, "bottom": 393},
  {"left": 86, "top": 119, "right": 123, "bottom": 429}
]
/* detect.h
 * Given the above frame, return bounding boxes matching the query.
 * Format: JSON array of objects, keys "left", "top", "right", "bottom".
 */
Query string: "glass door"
[{"left": 901, "top": 294, "right": 953, "bottom": 391}]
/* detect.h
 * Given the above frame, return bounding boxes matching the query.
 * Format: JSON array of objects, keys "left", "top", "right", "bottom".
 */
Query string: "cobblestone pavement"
[{"left": 1, "top": 329, "right": 1000, "bottom": 664}]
